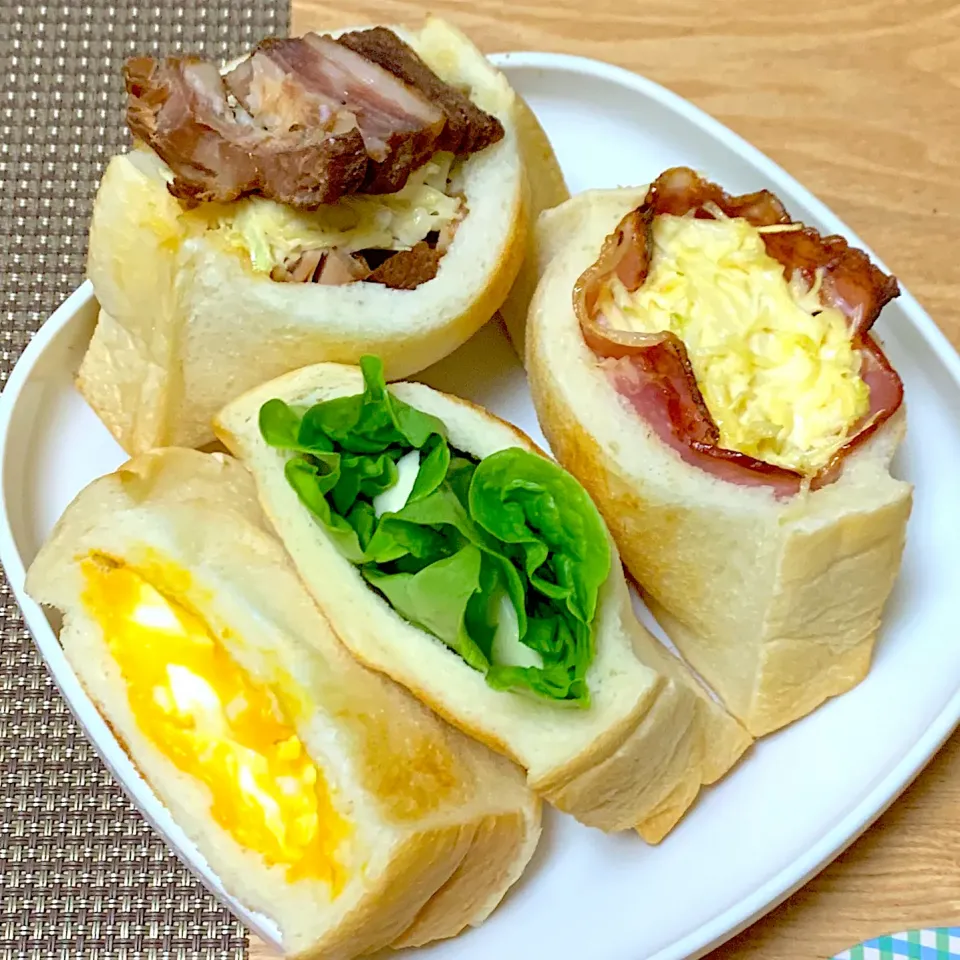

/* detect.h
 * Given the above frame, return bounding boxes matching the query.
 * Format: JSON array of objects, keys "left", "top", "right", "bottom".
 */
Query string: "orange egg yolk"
[{"left": 80, "top": 555, "right": 348, "bottom": 888}]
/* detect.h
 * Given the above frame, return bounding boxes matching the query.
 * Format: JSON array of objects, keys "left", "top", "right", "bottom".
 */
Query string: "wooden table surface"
[{"left": 252, "top": 1, "right": 960, "bottom": 957}]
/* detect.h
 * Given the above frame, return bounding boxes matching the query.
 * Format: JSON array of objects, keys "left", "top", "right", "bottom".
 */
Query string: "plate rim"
[{"left": 0, "top": 49, "right": 957, "bottom": 960}]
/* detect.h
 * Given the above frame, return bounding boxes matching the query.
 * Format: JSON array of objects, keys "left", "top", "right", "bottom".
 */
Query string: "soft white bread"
[
  {"left": 524, "top": 188, "right": 913, "bottom": 737},
  {"left": 498, "top": 98, "right": 570, "bottom": 357},
  {"left": 25, "top": 448, "right": 540, "bottom": 958},
  {"left": 214, "top": 364, "right": 751, "bottom": 841},
  {"left": 79, "top": 16, "right": 545, "bottom": 455}
]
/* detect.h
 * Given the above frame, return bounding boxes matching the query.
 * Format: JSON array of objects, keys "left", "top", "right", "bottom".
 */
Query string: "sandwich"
[
  {"left": 25, "top": 447, "right": 540, "bottom": 958},
  {"left": 521, "top": 168, "right": 913, "bottom": 736},
  {"left": 79, "top": 16, "right": 559, "bottom": 454},
  {"left": 214, "top": 356, "right": 752, "bottom": 841}
]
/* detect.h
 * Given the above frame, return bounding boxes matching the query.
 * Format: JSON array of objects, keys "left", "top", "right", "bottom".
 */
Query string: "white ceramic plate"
[{"left": 2, "top": 51, "right": 959, "bottom": 960}]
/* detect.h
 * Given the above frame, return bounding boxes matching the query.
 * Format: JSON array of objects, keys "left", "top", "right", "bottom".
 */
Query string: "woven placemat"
[{"left": 0, "top": 2, "right": 288, "bottom": 957}]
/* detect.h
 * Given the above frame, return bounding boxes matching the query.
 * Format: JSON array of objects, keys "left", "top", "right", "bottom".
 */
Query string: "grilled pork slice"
[
  {"left": 82, "top": 17, "right": 539, "bottom": 453},
  {"left": 228, "top": 35, "right": 447, "bottom": 196},
  {"left": 125, "top": 54, "right": 369, "bottom": 207},
  {"left": 337, "top": 27, "right": 505, "bottom": 154},
  {"left": 124, "top": 56, "right": 262, "bottom": 204},
  {"left": 124, "top": 26, "right": 505, "bottom": 209}
]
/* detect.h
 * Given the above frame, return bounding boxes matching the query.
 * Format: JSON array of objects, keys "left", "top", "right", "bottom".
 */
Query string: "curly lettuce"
[{"left": 259, "top": 356, "right": 610, "bottom": 707}]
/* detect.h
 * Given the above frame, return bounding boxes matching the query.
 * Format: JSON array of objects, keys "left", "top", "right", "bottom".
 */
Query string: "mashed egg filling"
[
  {"left": 597, "top": 213, "right": 871, "bottom": 475},
  {"left": 80, "top": 554, "right": 348, "bottom": 888}
]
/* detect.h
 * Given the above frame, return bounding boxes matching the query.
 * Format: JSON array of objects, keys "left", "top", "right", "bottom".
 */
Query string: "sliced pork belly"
[
  {"left": 125, "top": 55, "right": 369, "bottom": 206},
  {"left": 124, "top": 56, "right": 262, "bottom": 204},
  {"left": 124, "top": 28, "right": 503, "bottom": 207},
  {"left": 244, "top": 35, "right": 446, "bottom": 194},
  {"left": 337, "top": 27, "right": 504, "bottom": 154}
]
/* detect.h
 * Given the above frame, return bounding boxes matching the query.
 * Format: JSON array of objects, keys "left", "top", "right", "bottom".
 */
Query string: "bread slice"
[
  {"left": 214, "top": 364, "right": 751, "bottom": 841},
  {"left": 25, "top": 448, "right": 540, "bottom": 958},
  {"left": 523, "top": 188, "right": 913, "bottom": 737},
  {"left": 78, "top": 16, "right": 548, "bottom": 455},
  {"left": 499, "top": 96, "right": 570, "bottom": 356}
]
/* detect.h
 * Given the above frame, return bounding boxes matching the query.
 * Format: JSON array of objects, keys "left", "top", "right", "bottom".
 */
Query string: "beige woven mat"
[{"left": 0, "top": 2, "right": 288, "bottom": 956}]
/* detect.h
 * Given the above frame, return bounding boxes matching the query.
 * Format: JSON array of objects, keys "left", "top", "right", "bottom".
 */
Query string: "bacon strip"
[
  {"left": 761, "top": 226, "right": 899, "bottom": 335},
  {"left": 575, "top": 167, "right": 904, "bottom": 494}
]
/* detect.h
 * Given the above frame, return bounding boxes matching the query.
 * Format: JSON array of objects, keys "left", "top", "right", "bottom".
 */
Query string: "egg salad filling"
[
  {"left": 182, "top": 151, "right": 462, "bottom": 276},
  {"left": 597, "top": 212, "right": 871, "bottom": 474},
  {"left": 79, "top": 554, "right": 348, "bottom": 887}
]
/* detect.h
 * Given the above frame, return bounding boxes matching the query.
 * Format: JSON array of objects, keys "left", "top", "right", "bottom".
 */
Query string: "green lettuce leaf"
[
  {"left": 259, "top": 355, "right": 611, "bottom": 707},
  {"left": 469, "top": 448, "right": 611, "bottom": 624},
  {"left": 487, "top": 663, "right": 589, "bottom": 704},
  {"left": 332, "top": 452, "right": 398, "bottom": 515},
  {"left": 363, "top": 546, "right": 490, "bottom": 672},
  {"left": 284, "top": 457, "right": 365, "bottom": 563},
  {"left": 409, "top": 433, "right": 450, "bottom": 503},
  {"left": 299, "top": 355, "right": 446, "bottom": 454}
]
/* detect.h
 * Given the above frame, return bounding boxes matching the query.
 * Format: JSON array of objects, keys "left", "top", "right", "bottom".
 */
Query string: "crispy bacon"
[
  {"left": 601, "top": 354, "right": 808, "bottom": 495},
  {"left": 640, "top": 168, "right": 900, "bottom": 330},
  {"left": 645, "top": 165, "right": 791, "bottom": 226},
  {"left": 575, "top": 167, "right": 905, "bottom": 494},
  {"left": 761, "top": 227, "right": 899, "bottom": 335}
]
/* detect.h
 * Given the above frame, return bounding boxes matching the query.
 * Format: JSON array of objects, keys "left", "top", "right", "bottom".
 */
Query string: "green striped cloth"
[{"left": 834, "top": 929, "right": 960, "bottom": 959}]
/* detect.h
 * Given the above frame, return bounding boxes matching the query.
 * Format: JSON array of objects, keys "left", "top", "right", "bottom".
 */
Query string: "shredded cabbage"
[
  {"left": 186, "top": 152, "right": 461, "bottom": 274},
  {"left": 599, "top": 214, "right": 870, "bottom": 475}
]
